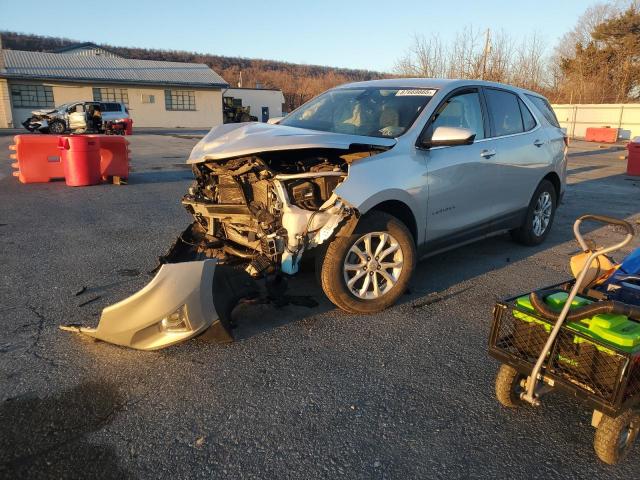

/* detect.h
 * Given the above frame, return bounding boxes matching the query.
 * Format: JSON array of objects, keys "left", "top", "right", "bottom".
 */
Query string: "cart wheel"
[
  {"left": 594, "top": 410, "right": 640, "bottom": 465},
  {"left": 495, "top": 364, "right": 527, "bottom": 408}
]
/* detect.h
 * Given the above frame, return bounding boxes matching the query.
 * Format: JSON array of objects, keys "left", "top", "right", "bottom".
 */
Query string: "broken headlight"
[{"left": 160, "top": 304, "right": 191, "bottom": 332}]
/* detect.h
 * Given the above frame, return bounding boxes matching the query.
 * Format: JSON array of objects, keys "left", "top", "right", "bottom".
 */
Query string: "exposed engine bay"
[{"left": 161, "top": 147, "right": 380, "bottom": 277}]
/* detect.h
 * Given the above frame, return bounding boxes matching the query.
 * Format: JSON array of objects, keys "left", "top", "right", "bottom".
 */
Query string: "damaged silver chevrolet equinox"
[
  {"left": 64, "top": 79, "right": 567, "bottom": 349},
  {"left": 172, "top": 78, "right": 566, "bottom": 306}
]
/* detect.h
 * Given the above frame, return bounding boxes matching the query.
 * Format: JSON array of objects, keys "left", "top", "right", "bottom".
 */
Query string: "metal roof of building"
[
  {"left": 0, "top": 49, "right": 228, "bottom": 88},
  {"left": 54, "top": 42, "right": 120, "bottom": 56}
]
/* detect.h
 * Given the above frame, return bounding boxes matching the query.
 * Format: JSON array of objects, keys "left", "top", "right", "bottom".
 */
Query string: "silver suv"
[
  {"left": 170, "top": 78, "right": 567, "bottom": 314},
  {"left": 22, "top": 101, "right": 129, "bottom": 134}
]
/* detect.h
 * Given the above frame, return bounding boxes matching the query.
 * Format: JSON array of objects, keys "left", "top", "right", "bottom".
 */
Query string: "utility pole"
[{"left": 481, "top": 28, "right": 491, "bottom": 80}]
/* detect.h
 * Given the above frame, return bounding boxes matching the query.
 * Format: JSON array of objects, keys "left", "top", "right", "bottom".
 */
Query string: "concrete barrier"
[{"left": 552, "top": 104, "right": 640, "bottom": 141}]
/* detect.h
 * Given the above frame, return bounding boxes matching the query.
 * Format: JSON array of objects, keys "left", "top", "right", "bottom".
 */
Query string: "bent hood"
[
  {"left": 187, "top": 122, "right": 396, "bottom": 163},
  {"left": 30, "top": 108, "right": 57, "bottom": 116}
]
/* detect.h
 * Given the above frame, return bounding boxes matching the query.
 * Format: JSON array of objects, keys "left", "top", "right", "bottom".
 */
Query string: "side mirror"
[{"left": 422, "top": 126, "right": 476, "bottom": 148}]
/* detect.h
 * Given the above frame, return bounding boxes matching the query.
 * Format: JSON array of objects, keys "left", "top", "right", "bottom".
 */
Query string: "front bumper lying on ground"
[{"left": 60, "top": 260, "right": 228, "bottom": 350}]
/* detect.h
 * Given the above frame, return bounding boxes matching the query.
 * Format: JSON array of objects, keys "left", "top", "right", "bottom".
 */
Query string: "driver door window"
[{"left": 431, "top": 92, "right": 485, "bottom": 140}]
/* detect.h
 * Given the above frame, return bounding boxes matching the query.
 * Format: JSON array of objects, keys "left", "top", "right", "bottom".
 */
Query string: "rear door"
[
  {"left": 481, "top": 87, "right": 550, "bottom": 222},
  {"left": 525, "top": 94, "right": 567, "bottom": 190},
  {"left": 421, "top": 88, "right": 502, "bottom": 244}
]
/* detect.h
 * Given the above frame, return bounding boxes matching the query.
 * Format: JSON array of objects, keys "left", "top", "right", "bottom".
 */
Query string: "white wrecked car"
[{"left": 65, "top": 79, "right": 566, "bottom": 349}]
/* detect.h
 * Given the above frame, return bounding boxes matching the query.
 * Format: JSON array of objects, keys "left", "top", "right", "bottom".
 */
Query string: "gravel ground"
[{"left": 0, "top": 134, "right": 638, "bottom": 479}]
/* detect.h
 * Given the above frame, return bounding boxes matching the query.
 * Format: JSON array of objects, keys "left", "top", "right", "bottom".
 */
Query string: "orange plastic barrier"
[
  {"left": 585, "top": 127, "right": 618, "bottom": 143},
  {"left": 10, "top": 135, "right": 64, "bottom": 183},
  {"left": 89, "top": 135, "right": 131, "bottom": 180},
  {"left": 628, "top": 140, "right": 640, "bottom": 176},
  {"left": 10, "top": 134, "right": 130, "bottom": 184},
  {"left": 59, "top": 136, "right": 102, "bottom": 187}
]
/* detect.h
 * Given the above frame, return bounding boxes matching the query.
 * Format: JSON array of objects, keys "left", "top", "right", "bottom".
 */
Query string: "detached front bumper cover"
[{"left": 61, "top": 260, "right": 231, "bottom": 350}]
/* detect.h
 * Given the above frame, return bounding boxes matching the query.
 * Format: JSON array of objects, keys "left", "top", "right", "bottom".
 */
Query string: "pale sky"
[{"left": 0, "top": 0, "right": 595, "bottom": 72}]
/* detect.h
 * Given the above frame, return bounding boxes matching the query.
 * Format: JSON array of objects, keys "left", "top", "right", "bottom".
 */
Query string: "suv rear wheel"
[
  {"left": 318, "top": 211, "right": 416, "bottom": 313},
  {"left": 510, "top": 179, "right": 557, "bottom": 246}
]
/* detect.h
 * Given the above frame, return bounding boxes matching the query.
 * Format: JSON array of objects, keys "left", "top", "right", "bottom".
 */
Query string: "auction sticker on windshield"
[{"left": 396, "top": 89, "right": 437, "bottom": 96}]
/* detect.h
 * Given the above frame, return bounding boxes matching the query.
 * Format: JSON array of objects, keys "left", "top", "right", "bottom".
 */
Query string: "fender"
[{"left": 335, "top": 185, "right": 424, "bottom": 244}]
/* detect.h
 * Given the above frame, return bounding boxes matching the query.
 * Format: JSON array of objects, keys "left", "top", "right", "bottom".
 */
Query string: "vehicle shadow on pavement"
[
  {"left": 399, "top": 170, "right": 638, "bottom": 306},
  {"left": 567, "top": 146, "right": 626, "bottom": 158},
  {"left": 0, "top": 381, "right": 131, "bottom": 479},
  {"left": 225, "top": 273, "right": 338, "bottom": 342},
  {"left": 127, "top": 170, "right": 194, "bottom": 184}
]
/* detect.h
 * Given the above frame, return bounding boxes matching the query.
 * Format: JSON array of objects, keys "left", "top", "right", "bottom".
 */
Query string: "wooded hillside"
[{"left": 0, "top": 31, "right": 388, "bottom": 111}]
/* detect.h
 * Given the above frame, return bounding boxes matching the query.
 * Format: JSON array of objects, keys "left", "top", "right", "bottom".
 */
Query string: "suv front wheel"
[
  {"left": 318, "top": 211, "right": 416, "bottom": 314},
  {"left": 48, "top": 120, "right": 66, "bottom": 135}
]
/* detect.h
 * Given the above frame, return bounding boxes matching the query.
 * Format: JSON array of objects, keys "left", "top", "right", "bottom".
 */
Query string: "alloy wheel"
[
  {"left": 343, "top": 232, "right": 404, "bottom": 300},
  {"left": 532, "top": 191, "right": 553, "bottom": 237}
]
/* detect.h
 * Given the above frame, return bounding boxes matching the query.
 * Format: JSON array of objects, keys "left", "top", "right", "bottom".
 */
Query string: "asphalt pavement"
[{"left": 0, "top": 134, "right": 639, "bottom": 479}]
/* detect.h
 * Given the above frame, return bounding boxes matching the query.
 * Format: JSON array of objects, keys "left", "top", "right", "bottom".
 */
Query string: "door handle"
[
  {"left": 480, "top": 149, "right": 496, "bottom": 159},
  {"left": 533, "top": 139, "right": 545, "bottom": 147}
]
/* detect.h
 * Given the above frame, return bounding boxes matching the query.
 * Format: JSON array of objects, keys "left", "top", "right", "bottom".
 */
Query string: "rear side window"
[
  {"left": 100, "top": 103, "right": 118, "bottom": 112},
  {"left": 484, "top": 88, "right": 523, "bottom": 137},
  {"left": 104, "top": 103, "right": 121, "bottom": 112},
  {"left": 519, "top": 99, "right": 537, "bottom": 131},
  {"left": 525, "top": 94, "right": 560, "bottom": 128}
]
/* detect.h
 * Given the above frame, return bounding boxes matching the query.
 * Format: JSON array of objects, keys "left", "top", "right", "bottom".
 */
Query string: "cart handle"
[
  {"left": 522, "top": 215, "right": 634, "bottom": 406},
  {"left": 574, "top": 214, "right": 634, "bottom": 253}
]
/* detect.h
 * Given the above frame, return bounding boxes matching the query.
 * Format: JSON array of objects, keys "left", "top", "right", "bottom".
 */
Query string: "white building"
[
  {"left": 224, "top": 87, "right": 285, "bottom": 122},
  {"left": 0, "top": 42, "right": 228, "bottom": 129}
]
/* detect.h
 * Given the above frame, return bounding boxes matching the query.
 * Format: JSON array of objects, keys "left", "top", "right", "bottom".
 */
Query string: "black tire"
[
  {"left": 594, "top": 409, "right": 640, "bottom": 465},
  {"left": 495, "top": 364, "right": 527, "bottom": 408},
  {"left": 317, "top": 211, "right": 416, "bottom": 314},
  {"left": 48, "top": 120, "right": 66, "bottom": 135},
  {"left": 511, "top": 179, "right": 557, "bottom": 246}
]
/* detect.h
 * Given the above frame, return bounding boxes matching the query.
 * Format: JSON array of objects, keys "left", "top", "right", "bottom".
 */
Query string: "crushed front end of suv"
[{"left": 22, "top": 106, "right": 65, "bottom": 133}]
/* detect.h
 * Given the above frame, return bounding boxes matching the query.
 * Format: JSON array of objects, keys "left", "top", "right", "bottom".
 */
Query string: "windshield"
[
  {"left": 280, "top": 87, "right": 437, "bottom": 138},
  {"left": 54, "top": 103, "right": 74, "bottom": 112}
]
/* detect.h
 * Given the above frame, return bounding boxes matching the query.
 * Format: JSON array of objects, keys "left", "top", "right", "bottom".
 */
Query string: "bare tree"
[
  {"left": 483, "top": 30, "right": 514, "bottom": 83},
  {"left": 447, "top": 26, "right": 484, "bottom": 78},
  {"left": 394, "top": 34, "right": 446, "bottom": 77},
  {"left": 511, "top": 33, "right": 547, "bottom": 91},
  {"left": 394, "top": 26, "right": 550, "bottom": 93},
  {"left": 554, "top": 2, "right": 619, "bottom": 60}
]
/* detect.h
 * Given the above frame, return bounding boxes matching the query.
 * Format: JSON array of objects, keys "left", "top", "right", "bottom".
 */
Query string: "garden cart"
[{"left": 489, "top": 214, "right": 640, "bottom": 465}]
